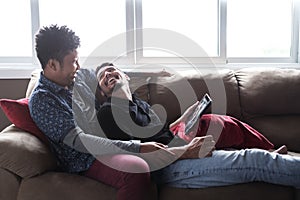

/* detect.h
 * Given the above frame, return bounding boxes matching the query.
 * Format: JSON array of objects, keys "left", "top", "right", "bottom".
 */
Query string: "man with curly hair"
[{"left": 30, "top": 24, "right": 183, "bottom": 200}]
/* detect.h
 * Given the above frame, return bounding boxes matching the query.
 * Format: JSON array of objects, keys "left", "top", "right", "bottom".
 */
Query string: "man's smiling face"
[{"left": 97, "top": 65, "right": 130, "bottom": 96}]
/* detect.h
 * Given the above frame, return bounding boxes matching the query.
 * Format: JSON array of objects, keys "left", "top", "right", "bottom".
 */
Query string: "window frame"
[
  {"left": 135, "top": 0, "right": 299, "bottom": 64},
  {"left": 135, "top": 0, "right": 225, "bottom": 64}
]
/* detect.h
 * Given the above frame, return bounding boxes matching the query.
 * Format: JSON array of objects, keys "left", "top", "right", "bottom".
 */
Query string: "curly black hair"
[{"left": 35, "top": 24, "right": 80, "bottom": 69}]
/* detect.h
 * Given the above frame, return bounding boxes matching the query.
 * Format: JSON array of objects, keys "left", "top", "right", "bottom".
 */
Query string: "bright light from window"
[
  {"left": 142, "top": 0, "right": 218, "bottom": 57},
  {"left": 39, "top": 0, "right": 126, "bottom": 57},
  {"left": 227, "top": 0, "right": 292, "bottom": 57},
  {"left": 0, "top": 0, "right": 32, "bottom": 57}
]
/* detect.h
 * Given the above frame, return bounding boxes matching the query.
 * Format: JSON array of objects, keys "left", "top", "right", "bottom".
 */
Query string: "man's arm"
[
  {"left": 169, "top": 101, "right": 200, "bottom": 130},
  {"left": 63, "top": 126, "right": 141, "bottom": 155},
  {"left": 65, "top": 126, "right": 179, "bottom": 171},
  {"left": 137, "top": 136, "right": 215, "bottom": 171}
]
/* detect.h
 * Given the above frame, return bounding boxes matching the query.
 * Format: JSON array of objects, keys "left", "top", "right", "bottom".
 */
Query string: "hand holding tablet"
[{"left": 185, "top": 94, "right": 212, "bottom": 134}]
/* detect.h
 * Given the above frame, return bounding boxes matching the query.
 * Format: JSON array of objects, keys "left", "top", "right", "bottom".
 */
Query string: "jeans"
[{"left": 152, "top": 149, "right": 300, "bottom": 189}]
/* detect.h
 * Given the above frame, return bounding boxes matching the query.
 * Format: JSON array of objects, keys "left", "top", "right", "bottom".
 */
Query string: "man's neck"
[{"left": 110, "top": 85, "right": 132, "bottom": 101}]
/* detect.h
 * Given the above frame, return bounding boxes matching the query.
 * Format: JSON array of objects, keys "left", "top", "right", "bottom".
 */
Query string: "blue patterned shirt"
[{"left": 29, "top": 69, "right": 140, "bottom": 173}]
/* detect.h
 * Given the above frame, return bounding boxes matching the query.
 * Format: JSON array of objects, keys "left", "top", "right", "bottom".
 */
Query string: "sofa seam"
[{"left": 233, "top": 71, "right": 245, "bottom": 121}]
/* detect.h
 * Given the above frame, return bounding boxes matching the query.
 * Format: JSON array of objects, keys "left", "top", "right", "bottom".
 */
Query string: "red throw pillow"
[{"left": 0, "top": 98, "right": 49, "bottom": 146}]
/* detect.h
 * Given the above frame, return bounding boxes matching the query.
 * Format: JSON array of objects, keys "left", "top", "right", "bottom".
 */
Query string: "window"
[
  {"left": 227, "top": 0, "right": 293, "bottom": 59},
  {"left": 0, "top": 0, "right": 299, "bottom": 77},
  {"left": 0, "top": 0, "right": 32, "bottom": 61},
  {"left": 39, "top": 0, "right": 127, "bottom": 60},
  {"left": 140, "top": 0, "right": 218, "bottom": 58},
  {"left": 136, "top": 0, "right": 298, "bottom": 64}
]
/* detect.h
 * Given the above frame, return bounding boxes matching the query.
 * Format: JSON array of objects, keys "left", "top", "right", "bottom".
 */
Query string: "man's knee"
[
  {"left": 97, "top": 154, "right": 150, "bottom": 173},
  {"left": 120, "top": 155, "right": 150, "bottom": 173}
]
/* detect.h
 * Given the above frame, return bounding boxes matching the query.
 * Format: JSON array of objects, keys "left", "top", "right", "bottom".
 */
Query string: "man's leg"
[
  {"left": 152, "top": 149, "right": 300, "bottom": 188},
  {"left": 84, "top": 154, "right": 157, "bottom": 200}
]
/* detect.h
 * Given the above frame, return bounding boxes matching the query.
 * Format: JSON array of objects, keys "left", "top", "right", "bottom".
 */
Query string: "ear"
[{"left": 47, "top": 59, "right": 59, "bottom": 71}]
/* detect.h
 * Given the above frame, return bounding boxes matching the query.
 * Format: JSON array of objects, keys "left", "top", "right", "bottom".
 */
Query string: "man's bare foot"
[{"left": 272, "top": 145, "right": 288, "bottom": 154}]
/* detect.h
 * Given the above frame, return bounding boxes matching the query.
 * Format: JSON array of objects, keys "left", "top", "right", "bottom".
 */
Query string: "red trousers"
[
  {"left": 83, "top": 154, "right": 156, "bottom": 200},
  {"left": 171, "top": 114, "right": 274, "bottom": 150}
]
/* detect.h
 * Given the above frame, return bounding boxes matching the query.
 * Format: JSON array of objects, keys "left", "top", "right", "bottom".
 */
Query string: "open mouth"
[{"left": 107, "top": 78, "right": 116, "bottom": 85}]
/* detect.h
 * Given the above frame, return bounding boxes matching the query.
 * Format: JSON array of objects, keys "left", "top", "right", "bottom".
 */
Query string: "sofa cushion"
[
  {"left": 18, "top": 172, "right": 117, "bottom": 200},
  {"left": 0, "top": 126, "right": 57, "bottom": 178},
  {"left": 148, "top": 69, "right": 241, "bottom": 123},
  {"left": 246, "top": 116, "right": 300, "bottom": 152},
  {"left": 236, "top": 67, "right": 300, "bottom": 117},
  {"left": 236, "top": 68, "right": 300, "bottom": 152},
  {"left": 0, "top": 98, "right": 49, "bottom": 145},
  {"left": 159, "top": 182, "right": 294, "bottom": 200},
  {"left": 0, "top": 168, "right": 20, "bottom": 200},
  {"left": 129, "top": 75, "right": 151, "bottom": 102}
]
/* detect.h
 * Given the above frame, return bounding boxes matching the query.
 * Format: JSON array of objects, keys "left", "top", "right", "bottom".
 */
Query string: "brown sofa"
[{"left": 0, "top": 67, "right": 300, "bottom": 200}]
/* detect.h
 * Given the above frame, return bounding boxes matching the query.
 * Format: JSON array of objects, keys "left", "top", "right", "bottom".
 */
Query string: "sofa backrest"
[
  {"left": 147, "top": 69, "right": 241, "bottom": 123},
  {"left": 236, "top": 68, "right": 300, "bottom": 118},
  {"left": 146, "top": 67, "right": 300, "bottom": 152}
]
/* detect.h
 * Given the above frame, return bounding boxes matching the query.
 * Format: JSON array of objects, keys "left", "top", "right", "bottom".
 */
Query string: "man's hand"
[
  {"left": 168, "top": 135, "right": 215, "bottom": 159},
  {"left": 183, "top": 135, "right": 215, "bottom": 158},
  {"left": 169, "top": 101, "right": 200, "bottom": 130},
  {"left": 140, "top": 142, "right": 170, "bottom": 153},
  {"left": 181, "top": 101, "right": 201, "bottom": 122}
]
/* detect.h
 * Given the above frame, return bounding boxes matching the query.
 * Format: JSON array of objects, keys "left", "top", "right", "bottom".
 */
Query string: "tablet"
[{"left": 185, "top": 93, "right": 212, "bottom": 134}]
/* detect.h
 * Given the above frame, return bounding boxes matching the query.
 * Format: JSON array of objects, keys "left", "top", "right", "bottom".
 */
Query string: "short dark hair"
[
  {"left": 95, "top": 62, "right": 114, "bottom": 77},
  {"left": 35, "top": 24, "right": 80, "bottom": 69}
]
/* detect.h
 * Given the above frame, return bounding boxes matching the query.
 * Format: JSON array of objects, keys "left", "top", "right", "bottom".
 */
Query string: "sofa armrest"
[{"left": 0, "top": 125, "right": 57, "bottom": 178}]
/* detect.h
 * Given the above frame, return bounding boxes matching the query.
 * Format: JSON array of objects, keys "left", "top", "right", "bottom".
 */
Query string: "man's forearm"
[
  {"left": 169, "top": 117, "right": 183, "bottom": 130},
  {"left": 63, "top": 127, "right": 141, "bottom": 155},
  {"left": 167, "top": 146, "right": 189, "bottom": 160}
]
